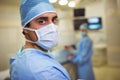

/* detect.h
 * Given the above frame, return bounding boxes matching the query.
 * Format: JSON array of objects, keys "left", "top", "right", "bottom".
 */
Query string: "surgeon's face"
[
  {"left": 80, "top": 29, "right": 87, "bottom": 33},
  {"left": 24, "top": 12, "right": 58, "bottom": 42},
  {"left": 29, "top": 12, "right": 58, "bottom": 29},
  {"left": 80, "top": 29, "right": 88, "bottom": 36}
]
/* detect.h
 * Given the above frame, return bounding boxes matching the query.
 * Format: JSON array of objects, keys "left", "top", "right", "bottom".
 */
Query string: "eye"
[
  {"left": 52, "top": 18, "right": 58, "bottom": 25},
  {"left": 38, "top": 19, "right": 46, "bottom": 24}
]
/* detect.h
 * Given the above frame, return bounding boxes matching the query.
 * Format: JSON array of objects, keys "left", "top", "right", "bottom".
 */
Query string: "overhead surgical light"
[
  {"left": 59, "top": 0, "right": 68, "bottom": 5},
  {"left": 49, "top": 0, "right": 57, "bottom": 3},
  {"left": 68, "top": 1, "right": 75, "bottom": 7}
]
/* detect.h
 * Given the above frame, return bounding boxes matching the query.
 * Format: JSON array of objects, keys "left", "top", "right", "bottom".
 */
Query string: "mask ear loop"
[
  {"left": 23, "top": 27, "right": 37, "bottom": 43},
  {"left": 23, "top": 27, "right": 49, "bottom": 52},
  {"left": 23, "top": 27, "right": 36, "bottom": 31}
]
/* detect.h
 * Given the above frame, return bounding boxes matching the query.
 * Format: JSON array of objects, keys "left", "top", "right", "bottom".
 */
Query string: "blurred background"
[{"left": 0, "top": 0, "right": 120, "bottom": 80}]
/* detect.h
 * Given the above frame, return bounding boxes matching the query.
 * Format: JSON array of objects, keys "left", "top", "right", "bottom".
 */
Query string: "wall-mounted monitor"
[
  {"left": 74, "top": 8, "right": 85, "bottom": 17},
  {"left": 87, "top": 17, "right": 102, "bottom": 30}
]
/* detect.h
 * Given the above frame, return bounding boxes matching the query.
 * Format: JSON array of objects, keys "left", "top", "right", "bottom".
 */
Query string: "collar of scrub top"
[{"left": 17, "top": 47, "right": 50, "bottom": 56}]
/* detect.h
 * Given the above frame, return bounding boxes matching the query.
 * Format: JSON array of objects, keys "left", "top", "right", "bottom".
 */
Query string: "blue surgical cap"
[
  {"left": 79, "top": 23, "right": 88, "bottom": 30},
  {"left": 20, "top": 0, "right": 56, "bottom": 27}
]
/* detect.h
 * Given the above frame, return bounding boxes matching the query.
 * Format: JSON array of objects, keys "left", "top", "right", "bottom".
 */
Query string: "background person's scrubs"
[{"left": 71, "top": 36, "right": 95, "bottom": 80}]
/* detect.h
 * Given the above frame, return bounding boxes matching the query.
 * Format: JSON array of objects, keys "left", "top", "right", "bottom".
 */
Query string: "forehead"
[
  {"left": 80, "top": 29, "right": 87, "bottom": 31},
  {"left": 34, "top": 12, "right": 57, "bottom": 19}
]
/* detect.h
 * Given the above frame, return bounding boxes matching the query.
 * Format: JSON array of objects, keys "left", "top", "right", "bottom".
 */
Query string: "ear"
[{"left": 23, "top": 29, "right": 29, "bottom": 34}]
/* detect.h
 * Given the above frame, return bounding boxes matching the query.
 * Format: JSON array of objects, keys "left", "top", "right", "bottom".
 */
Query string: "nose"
[
  {"left": 48, "top": 20, "right": 53, "bottom": 24},
  {"left": 48, "top": 17, "right": 54, "bottom": 24}
]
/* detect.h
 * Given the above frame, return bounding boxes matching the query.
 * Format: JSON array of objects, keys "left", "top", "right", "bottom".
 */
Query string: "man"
[
  {"left": 10, "top": 0, "right": 70, "bottom": 80},
  {"left": 68, "top": 23, "right": 95, "bottom": 80}
]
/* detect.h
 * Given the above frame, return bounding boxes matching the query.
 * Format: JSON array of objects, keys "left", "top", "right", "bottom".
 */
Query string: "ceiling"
[
  {"left": 0, "top": 0, "right": 102, "bottom": 8},
  {"left": 53, "top": 0, "right": 99, "bottom": 9}
]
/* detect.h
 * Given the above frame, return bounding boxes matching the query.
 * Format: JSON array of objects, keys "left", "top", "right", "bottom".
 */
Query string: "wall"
[
  {"left": 104, "top": 0, "right": 120, "bottom": 66},
  {"left": 85, "top": 1, "right": 107, "bottom": 66},
  {"left": 0, "top": 4, "right": 25, "bottom": 71},
  {"left": 56, "top": 8, "right": 76, "bottom": 46},
  {"left": 85, "top": 1, "right": 107, "bottom": 47},
  {"left": 54, "top": 1, "right": 107, "bottom": 51}
]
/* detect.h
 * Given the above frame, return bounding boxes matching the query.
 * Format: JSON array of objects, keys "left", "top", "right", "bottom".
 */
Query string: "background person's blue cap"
[
  {"left": 79, "top": 23, "right": 88, "bottom": 30},
  {"left": 20, "top": 0, "right": 56, "bottom": 27}
]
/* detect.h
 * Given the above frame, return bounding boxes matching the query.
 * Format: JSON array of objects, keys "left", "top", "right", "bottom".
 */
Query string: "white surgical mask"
[
  {"left": 80, "top": 32, "right": 86, "bottom": 37},
  {"left": 24, "top": 23, "right": 58, "bottom": 50}
]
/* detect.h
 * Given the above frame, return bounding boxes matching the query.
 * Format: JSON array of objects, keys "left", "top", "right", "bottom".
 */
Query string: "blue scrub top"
[
  {"left": 51, "top": 49, "right": 70, "bottom": 64},
  {"left": 10, "top": 48, "right": 70, "bottom": 80},
  {"left": 72, "top": 36, "right": 93, "bottom": 64},
  {"left": 71, "top": 36, "right": 95, "bottom": 80}
]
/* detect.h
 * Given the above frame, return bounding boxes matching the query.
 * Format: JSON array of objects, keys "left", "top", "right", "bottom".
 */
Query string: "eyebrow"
[
  {"left": 36, "top": 16, "right": 58, "bottom": 20},
  {"left": 36, "top": 17, "right": 48, "bottom": 21},
  {"left": 53, "top": 16, "right": 58, "bottom": 19}
]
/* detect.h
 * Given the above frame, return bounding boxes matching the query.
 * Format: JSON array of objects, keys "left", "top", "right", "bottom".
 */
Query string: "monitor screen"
[
  {"left": 88, "top": 24, "right": 102, "bottom": 30},
  {"left": 74, "top": 8, "right": 85, "bottom": 17},
  {"left": 87, "top": 17, "right": 102, "bottom": 30},
  {"left": 88, "top": 17, "right": 101, "bottom": 23}
]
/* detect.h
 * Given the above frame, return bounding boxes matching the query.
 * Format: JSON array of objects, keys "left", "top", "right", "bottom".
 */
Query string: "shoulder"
[
  {"left": 27, "top": 59, "right": 70, "bottom": 80},
  {"left": 26, "top": 53, "right": 70, "bottom": 79},
  {"left": 31, "top": 66, "right": 70, "bottom": 80},
  {"left": 11, "top": 49, "right": 70, "bottom": 80},
  {"left": 82, "top": 36, "right": 92, "bottom": 42}
]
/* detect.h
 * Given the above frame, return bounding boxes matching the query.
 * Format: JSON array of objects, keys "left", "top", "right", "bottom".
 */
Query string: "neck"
[{"left": 23, "top": 42, "right": 48, "bottom": 52}]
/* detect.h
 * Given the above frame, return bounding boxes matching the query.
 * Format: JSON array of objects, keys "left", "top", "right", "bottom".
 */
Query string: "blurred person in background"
[
  {"left": 9, "top": 0, "right": 70, "bottom": 80},
  {"left": 51, "top": 45, "right": 77, "bottom": 80},
  {"left": 68, "top": 23, "right": 95, "bottom": 80}
]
